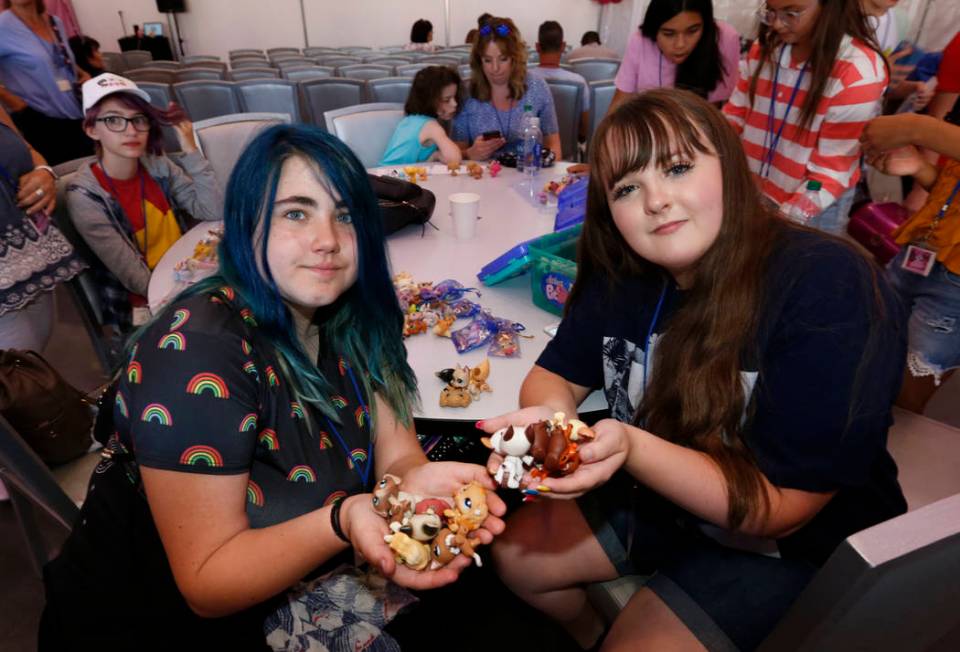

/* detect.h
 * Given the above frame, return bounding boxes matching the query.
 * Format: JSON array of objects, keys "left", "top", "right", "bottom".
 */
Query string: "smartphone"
[{"left": 481, "top": 130, "right": 502, "bottom": 140}]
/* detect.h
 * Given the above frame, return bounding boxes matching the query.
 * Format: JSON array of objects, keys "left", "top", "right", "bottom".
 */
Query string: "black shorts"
[{"left": 577, "top": 475, "right": 817, "bottom": 651}]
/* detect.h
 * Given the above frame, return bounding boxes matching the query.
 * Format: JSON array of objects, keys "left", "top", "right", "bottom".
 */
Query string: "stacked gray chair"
[
  {"left": 570, "top": 57, "right": 621, "bottom": 83},
  {"left": 173, "top": 80, "right": 241, "bottom": 121},
  {"left": 184, "top": 60, "right": 227, "bottom": 73},
  {"left": 231, "top": 58, "right": 271, "bottom": 69},
  {"left": 300, "top": 78, "right": 365, "bottom": 127},
  {"left": 193, "top": 112, "right": 291, "bottom": 184},
  {"left": 337, "top": 64, "right": 393, "bottom": 82},
  {"left": 101, "top": 51, "right": 124, "bottom": 73},
  {"left": 136, "top": 81, "right": 181, "bottom": 152},
  {"left": 235, "top": 79, "right": 301, "bottom": 122},
  {"left": 229, "top": 67, "right": 280, "bottom": 82},
  {"left": 323, "top": 103, "right": 404, "bottom": 168},
  {"left": 125, "top": 67, "right": 175, "bottom": 84},
  {"left": 396, "top": 63, "right": 431, "bottom": 78},
  {"left": 366, "top": 77, "right": 413, "bottom": 105},
  {"left": 267, "top": 47, "right": 300, "bottom": 57},
  {"left": 147, "top": 60, "right": 180, "bottom": 70},
  {"left": 282, "top": 66, "right": 334, "bottom": 82},
  {"left": 183, "top": 54, "right": 221, "bottom": 64},
  {"left": 230, "top": 48, "right": 264, "bottom": 58},
  {"left": 121, "top": 49, "right": 152, "bottom": 70},
  {"left": 545, "top": 78, "right": 584, "bottom": 161},
  {"left": 174, "top": 68, "right": 224, "bottom": 83}
]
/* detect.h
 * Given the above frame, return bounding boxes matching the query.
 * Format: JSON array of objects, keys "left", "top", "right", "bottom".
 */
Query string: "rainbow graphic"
[
  {"left": 218, "top": 286, "right": 235, "bottom": 301},
  {"left": 240, "top": 308, "right": 257, "bottom": 327},
  {"left": 354, "top": 406, "right": 368, "bottom": 429},
  {"left": 241, "top": 339, "right": 253, "bottom": 356},
  {"left": 115, "top": 392, "right": 128, "bottom": 418},
  {"left": 186, "top": 372, "right": 230, "bottom": 399},
  {"left": 318, "top": 431, "right": 332, "bottom": 450},
  {"left": 128, "top": 343, "right": 139, "bottom": 364},
  {"left": 209, "top": 295, "right": 224, "bottom": 305},
  {"left": 350, "top": 448, "right": 368, "bottom": 466},
  {"left": 158, "top": 332, "right": 186, "bottom": 351},
  {"left": 290, "top": 402, "right": 305, "bottom": 420},
  {"left": 265, "top": 366, "right": 279, "bottom": 387},
  {"left": 242, "top": 361, "right": 258, "bottom": 379},
  {"left": 246, "top": 480, "right": 264, "bottom": 507},
  {"left": 126, "top": 360, "right": 142, "bottom": 384},
  {"left": 179, "top": 445, "right": 224, "bottom": 467},
  {"left": 141, "top": 403, "right": 172, "bottom": 426},
  {"left": 258, "top": 428, "right": 279, "bottom": 450},
  {"left": 287, "top": 465, "right": 316, "bottom": 483},
  {"left": 331, "top": 395, "right": 347, "bottom": 409},
  {"left": 239, "top": 413, "right": 258, "bottom": 432},
  {"left": 169, "top": 309, "right": 191, "bottom": 331},
  {"left": 323, "top": 490, "right": 347, "bottom": 507},
  {"left": 338, "top": 357, "right": 347, "bottom": 376}
]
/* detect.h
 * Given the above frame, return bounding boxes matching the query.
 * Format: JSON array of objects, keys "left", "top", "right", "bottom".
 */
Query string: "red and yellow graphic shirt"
[{"left": 92, "top": 163, "right": 183, "bottom": 271}]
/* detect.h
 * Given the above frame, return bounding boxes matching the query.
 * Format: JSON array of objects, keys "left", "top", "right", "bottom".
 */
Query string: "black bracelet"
[{"left": 330, "top": 497, "right": 350, "bottom": 544}]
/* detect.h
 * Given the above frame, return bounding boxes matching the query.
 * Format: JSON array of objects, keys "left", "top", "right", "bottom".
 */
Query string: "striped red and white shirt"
[{"left": 723, "top": 36, "right": 887, "bottom": 222}]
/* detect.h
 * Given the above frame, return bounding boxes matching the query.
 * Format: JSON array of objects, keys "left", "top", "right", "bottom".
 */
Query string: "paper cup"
[{"left": 449, "top": 192, "right": 480, "bottom": 240}]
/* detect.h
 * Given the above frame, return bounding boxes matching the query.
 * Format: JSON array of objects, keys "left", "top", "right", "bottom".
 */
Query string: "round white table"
[{"left": 148, "top": 162, "right": 606, "bottom": 421}]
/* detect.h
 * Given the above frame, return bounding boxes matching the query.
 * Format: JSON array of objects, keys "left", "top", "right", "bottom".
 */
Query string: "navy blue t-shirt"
[{"left": 538, "top": 228, "right": 908, "bottom": 564}]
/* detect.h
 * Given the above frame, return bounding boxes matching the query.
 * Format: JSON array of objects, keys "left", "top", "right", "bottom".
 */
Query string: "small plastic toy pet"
[
  {"left": 443, "top": 481, "right": 489, "bottom": 565},
  {"left": 436, "top": 359, "right": 492, "bottom": 407},
  {"left": 482, "top": 425, "right": 535, "bottom": 489}
]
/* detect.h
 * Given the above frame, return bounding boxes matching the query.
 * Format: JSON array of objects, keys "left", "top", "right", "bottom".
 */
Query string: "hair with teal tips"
[{"left": 122, "top": 123, "right": 419, "bottom": 426}]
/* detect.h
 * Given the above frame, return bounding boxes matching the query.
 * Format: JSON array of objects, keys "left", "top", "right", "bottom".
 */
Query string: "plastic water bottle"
[
  {"left": 791, "top": 180, "right": 823, "bottom": 224},
  {"left": 520, "top": 104, "right": 542, "bottom": 183}
]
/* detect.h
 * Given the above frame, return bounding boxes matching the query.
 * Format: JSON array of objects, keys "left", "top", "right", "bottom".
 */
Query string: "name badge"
[
  {"left": 56, "top": 78, "right": 72, "bottom": 92},
  {"left": 902, "top": 244, "right": 936, "bottom": 277}
]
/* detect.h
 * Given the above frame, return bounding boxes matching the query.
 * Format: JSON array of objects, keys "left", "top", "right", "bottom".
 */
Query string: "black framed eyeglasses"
[
  {"left": 96, "top": 115, "right": 151, "bottom": 132},
  {"left": 479, "top": 23, "right": 511, "bottom": 38}
]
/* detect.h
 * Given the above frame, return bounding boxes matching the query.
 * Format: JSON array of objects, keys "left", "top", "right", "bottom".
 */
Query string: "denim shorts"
[
  {"left": 578, "top": 476, "right": 816, "bottom": 651},
  {"left": 886, "top": 248, "right": 960, "bottom": 382},
  {"left": 808, "top": 186, "right": 857, "bottom": 236}
]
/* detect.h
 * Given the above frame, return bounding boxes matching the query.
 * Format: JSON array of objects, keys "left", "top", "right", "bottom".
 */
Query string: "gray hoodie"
[{"left": 64, "top": 151, "right": 223, "bottom": 297}]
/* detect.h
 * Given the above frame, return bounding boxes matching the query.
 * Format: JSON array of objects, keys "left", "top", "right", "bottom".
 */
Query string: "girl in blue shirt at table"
[
  {"left": 379, "top": 66, "right": 463, "bottom": 167},
  {"left": 453, "top": 16, "right": 561, "bottom": 161},
  {"left": 482, "top": 89, "right": 907, "bottom": 651}
]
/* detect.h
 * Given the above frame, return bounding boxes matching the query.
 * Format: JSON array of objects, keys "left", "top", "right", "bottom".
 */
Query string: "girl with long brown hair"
[
  {"left": 723, "top": 0, "right": 887, "bottom": 236},
  {"left": 481, "top": 88, "right": 907, "bottom": 650}
]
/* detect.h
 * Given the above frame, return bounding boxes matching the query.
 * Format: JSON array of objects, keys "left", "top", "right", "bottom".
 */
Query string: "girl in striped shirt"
[{"left": 723, "top": 0, "right": 887, "bottom": 235}]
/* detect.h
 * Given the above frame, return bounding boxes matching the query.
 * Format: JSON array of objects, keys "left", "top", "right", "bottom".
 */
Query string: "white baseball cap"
[{"left": 82, "top": 73, "right": 152, "bottom": 113}]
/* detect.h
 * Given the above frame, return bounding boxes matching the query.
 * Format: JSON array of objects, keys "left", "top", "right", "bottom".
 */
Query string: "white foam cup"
[{"left": 449, "top": 192, "right": 480, "bottom": 240}]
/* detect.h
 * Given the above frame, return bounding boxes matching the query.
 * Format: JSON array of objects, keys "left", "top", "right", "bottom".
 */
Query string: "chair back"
[
  {"left": 229, "top": 67, "right": 280, "bottom": 82},
  {"left": 587, "top": 80, "right": 616, "bottom": 145},
  {"left": 0, "top": 414, "right": 81, "bottom": 576},
  {"left": 183, "top": 54, "right": 221, "bottom": 63},
  {"left": 545, "top": 78, "right": 584, "bottom": 161},
  {"left": 323, "top": 103, "right": 404, "bottom": 168},
  {"left": 193, "top": 112, "right": 291, "bottom": 184},
  {"left": 339, "top": 46, "right": 373, "bottom": 55},
  {"left": 173, "top": 80, "right": 241, "bottom": 121},
  {"left": 183, "top": 60, "right": 227, "bottom": 72},
  {"left": 147, "top": 60, "right": 180, "bottom": 70},
  {"left": 174, "top": 68, "right": 225, "bottom": 83},
  {"left": 231, "top": 58, "right": 271, "bottom": 69},
  {"left": 760, "top": 493, "right": 960, "bottom": 651},
  {"left": 135, "top": 82, "right": 181, "bottom": 152},
  {"left": 366, "top": 77, "right": 413, "bottom": 105},
  {"left": 337, "top": 64, "right": 393, "bottom": 82},
  {"left": 418, "top": 55, "right": 459, "bottom": 66},
  {"left": 282, "top": 66, "right": 334, "bottom": 82},
  {"left": 230, "top": 48, "right": 265, "bottom": 58},
  {"left": 570, "top": 57, "right": 621, "bottom": 83},
  {"left": 396, "top": 63, "right": 431, "bottom": 78},
  {"left": 102, "top": 51, "right": 124, "bottom": 73},
  {"left": 367, "top": 56, "right": 412, "bottom": 68},
  {"left": 317, "top": 55, "right": 362, "bottom": 68},
  {"left": 458, "top": 64, "right": 472, "bottom": 80},
  {"left": 275, "top": 57, "right": 313, "bottom": 70},
  {"left": 235, "top": 79, "right": 300, "bottom": 122},
  {"left": 303, "top": 47, "right": 338, "bottom": 58},
  {"left": 267, "top": 47, "right": 300, "bottom": 56},
  {"left": 121, "top": 49, "right": 152, "bottom": 70},
  {"left": 299, "top": 78, "right": 365, "bottom": 127},
  {"left": 125, "top": 67, "right": 174, "bottom": 83}
]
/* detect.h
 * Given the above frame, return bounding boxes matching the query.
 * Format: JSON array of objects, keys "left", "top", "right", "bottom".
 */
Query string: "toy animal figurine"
[
  {"left": 482, "top": 425, "right": 534, "bottom": 489},
  {"left": 526, "top": 413, "right": 596, "bottom": 481},
  {"left": 384, "top": 531, "right": 431, "bottom": 571},
  {"left": 466, "top": 161, "right": 483, "bottom": 179},
  {"left": 433, "top": 315, "right": 456, "bottom": 337},
  {"left": 430, "top": 528, "right": 461, "bottom": 568},
  {"left": 488, "top": 160, "right": 502, "bottom": 178},
  {"left": 468, "top": 358, "right": 492, "bottom": 399},
  {"left": 437, "top": 364, "right": 473, "bottom": 408},
  {"left": 399, "top": 510, "right": 443, "bottom": 542},
  {"left": 447, "top": 162, "right": 461, "bottom": 176},
  {"left": 443, "top": 481, "right": 489, "bottom": 565},
  {"left": 371, "top": 473, "right": 403, "bottom": 517}
]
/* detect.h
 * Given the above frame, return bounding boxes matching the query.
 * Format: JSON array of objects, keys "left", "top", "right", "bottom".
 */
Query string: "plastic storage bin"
[
  {"left": 478, "top": 224, "right": 581, "bottom": 287},
  {"left": 529, "top": 227, "right": 580, "bottom": 315}
]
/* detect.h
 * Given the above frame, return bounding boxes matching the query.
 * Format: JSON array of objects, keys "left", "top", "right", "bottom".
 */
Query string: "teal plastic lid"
[{"left": 806, "top": 180, "right": 822, "bottom": 191}]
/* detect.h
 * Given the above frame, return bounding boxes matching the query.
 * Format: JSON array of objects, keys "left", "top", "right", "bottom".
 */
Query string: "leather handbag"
[
  {"left": 846, "top": 202, "right": 911, "bottom": 265},
  {"left": 0, "top": 349, "right": 95, "bottom": 466},
  {"left": 368, "top": 174, "right": 436, "bottom": 235}
]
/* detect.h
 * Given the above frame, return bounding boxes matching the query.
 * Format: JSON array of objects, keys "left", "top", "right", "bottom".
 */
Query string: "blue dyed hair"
[{"left": 142, "top": 124, "right": 418, "bottom": 426}]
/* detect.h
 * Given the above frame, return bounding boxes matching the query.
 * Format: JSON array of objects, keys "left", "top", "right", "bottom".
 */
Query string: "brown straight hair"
[
  {"left": 749, "top": 0, "right": 885, "bottom": 131},
  {"left": 469, "top": 16, "right": 528, "bottom": 102}
]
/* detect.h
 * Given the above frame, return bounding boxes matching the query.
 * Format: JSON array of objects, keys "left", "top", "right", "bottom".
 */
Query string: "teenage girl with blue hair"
[{"left": 40, "top": 124, "right": 505, "bottom": 649}]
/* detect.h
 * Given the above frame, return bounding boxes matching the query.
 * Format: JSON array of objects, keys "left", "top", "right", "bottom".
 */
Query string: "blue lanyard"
[
  {"left": 322, "top": 361, "right": 374, "bottom": 488},
  {"left": 936, "top": 179, "right": 960, "bottom": 219},
  {"left": 642, "top": 281, "right": 669, "bottom": 392},
  {"left": 760, "top": 46, "right": 808, "bottom": 179},
  {"left": 493, "top": 99, "right": 514, "bottom": 143}
]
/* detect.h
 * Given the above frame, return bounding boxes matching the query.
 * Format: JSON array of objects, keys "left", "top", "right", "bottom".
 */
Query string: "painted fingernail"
[
  {"left": 475, "top": 420, "right": 485, "bottom": 429},
  {"left": 536, "top": 485, "right": 551, "bottom": 493},
  {"left": 522, "top": 488, "right": 540, "bottom": 496}
]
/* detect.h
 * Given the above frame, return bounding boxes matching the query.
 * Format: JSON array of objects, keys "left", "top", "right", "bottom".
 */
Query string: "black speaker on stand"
[{"left": 156, "top": 0, "right": 186, "bottom": 59}]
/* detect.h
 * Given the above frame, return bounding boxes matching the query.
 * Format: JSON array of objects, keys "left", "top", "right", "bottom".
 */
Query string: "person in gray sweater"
[{"left": 65, "top": 73, "right": 223, "bottom": 330}]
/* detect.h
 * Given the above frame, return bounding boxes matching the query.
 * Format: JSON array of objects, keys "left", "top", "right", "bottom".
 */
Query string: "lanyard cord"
[
  {"left": 918, "top": 179, "right": 960, "bottom": 245},
  {"left": 642, "top": 280, "right": 669, "bottom": 393},
  {"left": 493, "top": 98, "right": 514, "bottom": 143},
  {"left": 760, "top": 46, "right": 808, "bottom": 179},
  {"left": 100, "top": 163, "right": 149, "bottom": 261},
  {"left": 322, "top": 361, "right": 374, "bottom": 488},
  {"left": 658, "top": 51, "right": 663, "bottom": 88}
]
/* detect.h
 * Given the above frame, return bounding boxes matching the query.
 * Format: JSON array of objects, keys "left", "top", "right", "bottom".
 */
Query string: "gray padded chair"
[
  {"left": 193, "top": 112, "right": 291, "bottom": 184},
  {"left": 229, "top": 67, "right": 280, "bottom": 81},
  {"left": 339, "top": 46, "right": 372, "bottom": 54},
  {"left": 147, "top": 60, "right": 180, "bottom": 70},
  {"left": 570, "top": 57, "right": 621, "bottom": 83},
  {"left": 175, "top": 68, "right": 225, "bottom": 83},
  {"left": 397, "top": 63, "right": 431, "bottom": 78},
  {"left": 418, "top": 55, "right": 460, "bottom": 67},
  {"left": 545, "top": 78, "right": 584, "bottom": 161},
  {"left": 303, "top": 47, "right": 338, "bottom": 58},
  {"left": 458, "top": 64, "right": 472, "bottom": 80},
  {"left": 184, "top": 60, "right": 227, "bottom": 73},
  {"left": 0, "top": 414, "right": 83, "bottom": 577},
  {"left": 267, "top": 47, "right": 300, "bottom": 56},
  {"left": 588, "top": 79, "right": 616, "bottom": 144},
  {"left": 337, "top": 64, "right": 393, "bottom": 82},
  {"left": 299, "top": 78, "right": 365, "bottom": 127},
  {"left": 367, "top": 56, "right": 413, "bottom": 69},
  {"left": 183, "top": 54, "right": 221, "bottom": 64},
  {"left": 323, "top": 103, "right": 404, "bottom": 168},
  {"left": 136, "top": 82, "right": 181, "bottom": 152},
  {"left": 365, "top": 77, "right": 412, "bottom": 105},
  {"left": 235, "top": 79, "right": 301, "bottom": 122},
  {"left": 231, "top": 58, "right": 271, "bottom": 69},
  {"left": 230, "top": 48, "right": 264, "bottom": 58},
  {"left": 282, "top": 66, "right": 334, "bottom": 82},
  {"left": 101, "top": 51, "right": 124, "bottom": 73},
  {"left": 318, "top": 55, "right": 362, "bottom": 69},
  {"left": 275, "top": 57, "right": 312, "bottom": 70},
  {"left": 125, "top": 67, "right": 175, "bottom": 83},
  {"left": 121, "top": 49, "right": 152, "bottom": 70},
  {"left": 173, "top": 80, "right": 241, "bottom": 121}
]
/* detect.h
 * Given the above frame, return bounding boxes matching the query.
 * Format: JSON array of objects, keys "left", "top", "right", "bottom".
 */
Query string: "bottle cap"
[{"left": 805, "top": 180, "right": 822, "bottom": 191}]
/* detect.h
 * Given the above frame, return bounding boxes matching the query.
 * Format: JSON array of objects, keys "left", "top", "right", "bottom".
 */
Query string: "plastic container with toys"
[{"left": 528, "top": 225, "right": 580, "bottom": 315}]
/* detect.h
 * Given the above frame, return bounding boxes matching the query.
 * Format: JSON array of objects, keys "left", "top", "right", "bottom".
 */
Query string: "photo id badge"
[
  {"left": 902, "top": 244, "right": 936, "bottom": 277},
  {"left": 56, "top": 78, "right": 72, "bottom": 92}
]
